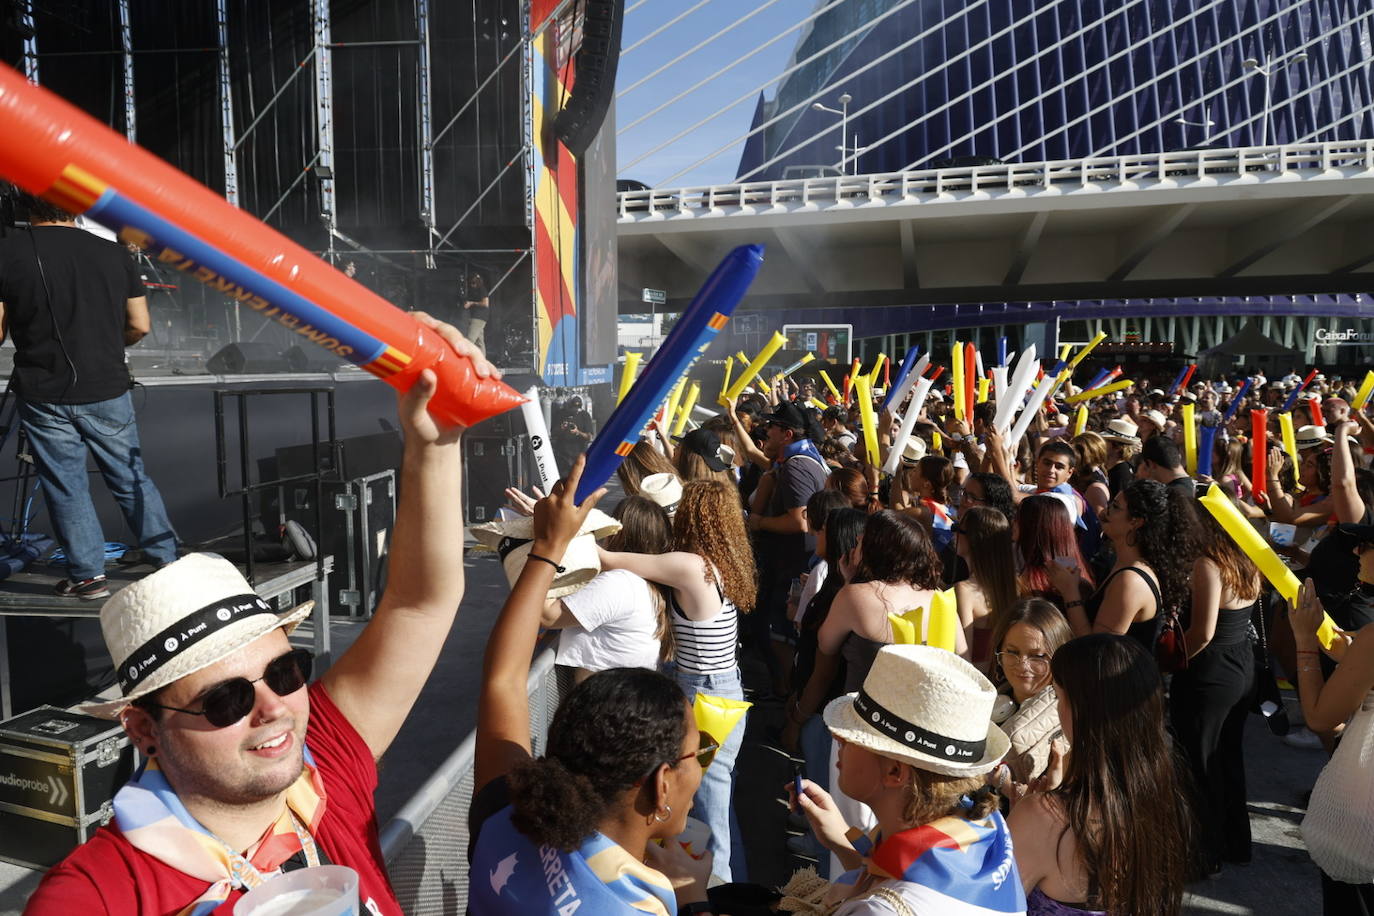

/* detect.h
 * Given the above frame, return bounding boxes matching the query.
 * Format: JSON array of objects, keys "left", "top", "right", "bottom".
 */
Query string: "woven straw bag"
[{"left": 1303, "top": 694, "right": 1374, "bottom": 883}]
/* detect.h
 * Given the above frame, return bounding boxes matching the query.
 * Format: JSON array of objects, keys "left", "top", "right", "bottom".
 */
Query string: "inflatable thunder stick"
[
  {"left": 1063, "top": 379, "right": 1132, "bottom": 404},
  {"left": 882, "top": 374, "right": 935, "bottom": 476},
  {"left": 997, "top": 336, "right": 1008, "bottom": 367},
  {"left": 672, "top": 381, "right": 701, "bottom": 437},
  {"left": 868, "top": 353, "right": 887, "bottom": 388},
  {"left": 772, "top": 352, "right": 816, "bottom": 385},
  {"left": 853, "top": 374, "right": 881, "bottom": 468},
  {"left": 694, "top": 693, "right": 752, "bottom": 745},
  {"left": 1073, "top": 405, "right": 1088, "bottom": 437},
  {"left": 617, "top": 352, "right": 643, "bottom": 406},
  {"left": 520, "top": 389, "right": 560, "bottom": 493},
  {"left": 1198, "top": 484, "right": 1337, "bottom": 649},
  {"left": 1181, "top": 403, "right": 1198, "bottom": 475},
  {"left": 1221, "top": 378, "right": 1251, "bottom": 422},
  {"left": 1308, "top": 398, "right": 1325, "bottom": 427},
  {"left": 1279, "top": 411, "right": 1301, "bottom": 484},
  {"left": 662, "top": 378, "right": 688, "bottom": 438},
  {"left": 1067, "top": 331, "right": 1108, "bottom": 369},
  {"left": 1353, "top": 370, "right": 1374, "bottom": 411},
  {"left": 951, "top": 341, "right": 965, "bottom": 422},
  {"left": 1166, "top": 364, "right": 1191, "bottom": 397},
  {"left": 719, "top": 356, "right": 735, "bottom": 401},
  {"left": 1281, "top": 369, "right": 1318, "bottom": 413},
  {"left": 880, "top": 347, "right": 924, "bottom": 411},
  {"left": 889, "top": 589, "right": 959, "bottom": 651},
  {"left": 721, "top": 332, "right": 786, "bottom": 405},
  {"left": 0, "top": 65, "right": 519, "bottom": 427},
  {"left": 576, "top": 245, "right": 764, "bottom": 502},
  {"left": 1008, "top": 371, "right": 1058, "bottom": 446},
  {"left": 977, "top": 376, "right": 990, "bottom": 404},
  {"left": 818, "top": 370, "right": 842, "bottom": 403},
  {"left": 963, "top": 342, "right": 976, "bottom": 423},
  {"left": 1197, "top": 425, "right": 1218, "bottom": 478},
  {"left": 1251, "top": 409, "right": 1269, "bottom": 499}
]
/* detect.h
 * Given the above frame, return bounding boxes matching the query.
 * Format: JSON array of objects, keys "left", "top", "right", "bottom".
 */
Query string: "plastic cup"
[{"left": 233, "top": 865, "right": 360, "bottom": 916}]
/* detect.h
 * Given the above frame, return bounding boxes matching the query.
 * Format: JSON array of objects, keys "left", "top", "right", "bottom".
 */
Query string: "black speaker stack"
[{"left": 553, "top": 0, "right": 624, "bottom": 155}]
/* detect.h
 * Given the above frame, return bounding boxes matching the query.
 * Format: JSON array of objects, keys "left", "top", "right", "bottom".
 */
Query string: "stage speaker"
[
  {"left": 206, "top": 342, "right": 286, "bottom": 374},
  {"left": 553, "top": 0, "right": 624, "bottom": 156},
  {"left": 284, "top": 345, "right": 345, "bottom": 373}
]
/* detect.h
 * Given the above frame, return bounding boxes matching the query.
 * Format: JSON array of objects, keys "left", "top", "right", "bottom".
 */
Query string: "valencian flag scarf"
[
  {"left": 469, "top": 804, "right": 679, "bottom": 916},
  {"left": 838, "top": 808, "right": 1027, "bottom": 915},
  {"left": 110, "top": 751, "right": 327, "bottom": 916}
]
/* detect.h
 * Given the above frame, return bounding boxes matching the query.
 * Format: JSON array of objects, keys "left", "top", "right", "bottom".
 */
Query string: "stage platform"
[{"left": 0, "top": 556, "right": 334, "bottom": 720}]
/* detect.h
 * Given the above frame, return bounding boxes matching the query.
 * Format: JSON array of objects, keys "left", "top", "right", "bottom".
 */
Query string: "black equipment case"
[{"left": 0, "top": 705, "right": 135, "bottom": 869}]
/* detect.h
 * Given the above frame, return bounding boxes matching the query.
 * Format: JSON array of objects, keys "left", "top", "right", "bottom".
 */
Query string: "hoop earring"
[{"left": 653, "top": 804, "right": 672, "bottom": 823}]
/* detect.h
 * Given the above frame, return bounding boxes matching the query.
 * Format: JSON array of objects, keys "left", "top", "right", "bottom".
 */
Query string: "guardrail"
[
  {"left": 617, "top": 140, "right": 1374, "bottom": 219},
  {"left": 379, "top": 645, "right": 566, "bottom": 915}
]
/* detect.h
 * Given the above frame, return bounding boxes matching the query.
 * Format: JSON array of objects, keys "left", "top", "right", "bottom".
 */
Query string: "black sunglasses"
[{"left": 145, "top": 648, "right": 313, "bottom": 728}]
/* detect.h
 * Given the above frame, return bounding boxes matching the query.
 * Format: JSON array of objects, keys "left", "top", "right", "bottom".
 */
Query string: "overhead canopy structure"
[
  {"left": 618, "top": 143, "right": 1374, "bottom": 312},
  {"left": 1200, "top": 321, "right": 1302, "bottom": 359}
]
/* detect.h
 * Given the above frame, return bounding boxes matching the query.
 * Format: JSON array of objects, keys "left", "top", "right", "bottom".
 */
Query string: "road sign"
[{"left": 642, "top": 288, "right": 666, "bottom": 305}]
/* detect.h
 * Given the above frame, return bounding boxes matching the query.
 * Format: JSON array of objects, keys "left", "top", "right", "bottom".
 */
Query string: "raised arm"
[
  {"left": 724, "top": 393, "right": 770, "bottom": 470},
  {"left": 1332, "top": 421, "right": 1364, "bottom": 524},
  {"left": 475, "top": 456, "right": 605, "bottom": 794},
  {"left": 319, "top": 314, "right": 484, "bottom": 758},
  {"left": 598, "top": 546, "right": 705, "bottom": 591},
  {"left": 1291, "top": 580, "right": 1374, "bottom": 735}
]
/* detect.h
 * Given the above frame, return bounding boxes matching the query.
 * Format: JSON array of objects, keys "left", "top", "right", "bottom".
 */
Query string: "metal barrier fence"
[{"left": 379, "top": 646, "right": 567, "bottom": 915}]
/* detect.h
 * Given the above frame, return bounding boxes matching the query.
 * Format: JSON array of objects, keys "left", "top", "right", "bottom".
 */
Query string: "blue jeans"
[
  {"left": 21, "top": 393, "right": 177, "bottom": 580},
  {"left": 671, "top": 665, "right": 748, "bottom": 883}
]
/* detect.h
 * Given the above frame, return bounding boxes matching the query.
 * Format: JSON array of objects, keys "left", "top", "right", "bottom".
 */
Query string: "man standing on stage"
[{"left": 0, "top": 190, "right": 178, "bottom": 598}]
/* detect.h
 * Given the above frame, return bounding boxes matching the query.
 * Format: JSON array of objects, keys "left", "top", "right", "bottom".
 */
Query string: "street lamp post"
[
  {"left": 1242, "top": 50, "right": 1309, "bottom": 147},
  {"left": 1175, "top": 104, "right": 1215, "bottom": 146},
  {"left": 812, "top": 92, "right": 853, "bottom": 174}
]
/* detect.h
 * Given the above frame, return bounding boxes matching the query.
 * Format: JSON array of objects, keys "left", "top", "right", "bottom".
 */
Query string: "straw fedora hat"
[
  {"left": 638, "top": 473, "right": 683, "bottom": 516},
  {"left": 471, "top": 509, "right": 620, "bottom": 598},
  {"left": 899, "top": 438, "right": 927, "bottom": 465},
  {"left": 824, "top": 644, "right": 1009, "bottom": 776},
  {"left": 1139, "top": 409, "right": 1168, "bottom": 431},
  {"left": 79, "top": 553, "right": 313, "bottom": 718},
  {"left": 1295, "top": 424, "right": 1334, "bottom": 450},
  {"left": 1102, "top": 417, "right": 1140, "bottom": 444}
]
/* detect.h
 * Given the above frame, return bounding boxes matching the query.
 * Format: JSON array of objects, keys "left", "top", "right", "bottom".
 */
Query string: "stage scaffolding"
[{"left": 5, "top": 0, "right": 541, "bottom": 372}]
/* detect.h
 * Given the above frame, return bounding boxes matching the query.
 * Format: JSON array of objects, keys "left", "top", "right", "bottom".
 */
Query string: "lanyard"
[{"left": 224, "top": 810, "right": 322, "bottom": 890}]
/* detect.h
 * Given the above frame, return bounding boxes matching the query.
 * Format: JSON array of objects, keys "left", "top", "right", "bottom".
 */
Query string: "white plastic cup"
[{"left": 233, "top": 865, "right": 360, "bottom": 916}]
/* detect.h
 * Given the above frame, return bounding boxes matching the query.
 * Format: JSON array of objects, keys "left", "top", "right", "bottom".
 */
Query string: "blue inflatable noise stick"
[{"left": 574, "top": 244, "right": 765, "bottom": 503}]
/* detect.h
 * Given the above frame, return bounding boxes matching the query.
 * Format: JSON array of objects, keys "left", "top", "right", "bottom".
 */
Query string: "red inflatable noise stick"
[{"left": 0, "top": 65, "right": 523, "bottom": 428}]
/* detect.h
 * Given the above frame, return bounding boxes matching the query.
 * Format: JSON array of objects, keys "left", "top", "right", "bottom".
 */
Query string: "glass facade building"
[{"left": 737, "top": 0, "right": 1374, "bottom": 181}]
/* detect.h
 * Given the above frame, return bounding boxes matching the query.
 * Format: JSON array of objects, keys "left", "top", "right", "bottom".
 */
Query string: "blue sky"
[{"left": 614, "top": 0, "right": 816, "bottom": 188}]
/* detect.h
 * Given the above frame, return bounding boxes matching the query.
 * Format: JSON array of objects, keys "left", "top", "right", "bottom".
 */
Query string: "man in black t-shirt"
[{"left": 0, "top": 191, "right": 177, "bottom": 599}]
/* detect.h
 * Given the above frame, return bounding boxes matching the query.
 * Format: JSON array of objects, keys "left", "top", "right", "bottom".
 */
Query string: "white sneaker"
[{"left": 1282, "top": 727, "right": 1324, "bottom": 749}]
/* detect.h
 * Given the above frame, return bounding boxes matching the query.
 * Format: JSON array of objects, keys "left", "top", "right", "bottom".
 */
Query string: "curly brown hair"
[{"left": 673, "top": 479, "right": 757, "bottom": 612}]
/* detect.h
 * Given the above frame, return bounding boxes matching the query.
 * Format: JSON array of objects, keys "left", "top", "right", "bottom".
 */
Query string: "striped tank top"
[{"left": 670, "top": 585, "right": 740, "bottom": 675}]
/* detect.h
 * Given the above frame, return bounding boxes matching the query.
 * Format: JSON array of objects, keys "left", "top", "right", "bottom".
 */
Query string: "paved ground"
[{"left": 0, "top": 540, "right": 1335, "bottom": 913}]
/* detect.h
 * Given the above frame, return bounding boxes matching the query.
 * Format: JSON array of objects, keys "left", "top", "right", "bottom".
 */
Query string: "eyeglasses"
[
  {"left": 635, "top": 730, "right": 720, "bottom": 785},
  {"left": 144, "top": 649, "right": 313, "bottom": 728},
  {"left": 996, "top": 648, "right": 1051, "bottom": 673}
]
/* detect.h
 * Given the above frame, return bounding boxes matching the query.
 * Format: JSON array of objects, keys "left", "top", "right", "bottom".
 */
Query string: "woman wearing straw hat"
[{"left": 789, "top": 643, "right": 1025, "bottom": 914}]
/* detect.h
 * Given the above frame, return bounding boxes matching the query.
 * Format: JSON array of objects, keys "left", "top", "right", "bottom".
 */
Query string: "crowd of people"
[
  {"left": 19, "top": 326, "right": 1374, "bottom": 915},
  {"left": 476, "top": 361, "right": 1374, "bottom": 915}
]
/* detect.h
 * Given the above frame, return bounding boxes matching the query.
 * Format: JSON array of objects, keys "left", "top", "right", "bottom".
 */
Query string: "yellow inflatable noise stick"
[
  {"left": 693, "top": 693, "right": 752, "bottom": 746},
  {"left": 1198, "top": 483, "right": 1337, "bottom": 649},
  {"left": 617, "top": 351, "right": 642, "bottom": 406},
  {"left": 888, "top": 588, "right": 960, "bottom": 651},
  {"left": 977, "top": 376, "right": 991, "bottom": 404}
]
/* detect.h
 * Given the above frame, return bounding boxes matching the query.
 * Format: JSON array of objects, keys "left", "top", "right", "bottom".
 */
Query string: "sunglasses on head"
[
  {"left": 143, "top": 648, "right": 313, "bottom": 728},
  {"left": 635, "top": 730, "right": 720, "bottom": 786}
]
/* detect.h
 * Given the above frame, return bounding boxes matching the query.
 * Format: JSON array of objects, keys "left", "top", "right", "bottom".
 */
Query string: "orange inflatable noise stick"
[{"left": 0, "top": 65, "right": 523, "bottom": 427}]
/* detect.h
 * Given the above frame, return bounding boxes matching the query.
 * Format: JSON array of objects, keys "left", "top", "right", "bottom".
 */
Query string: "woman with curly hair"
[
  {"left": 472, "top": 458, "right": 715, "bottom": 915},
  {"left": 599, "top": 478, "right": 756, "bottom": 881},
  {"left": 1049, "top": 480, "right": 1196, "bottom": 647},
  {"left": 1010, "top": 634, "right": 1195, "bottom": 915}
]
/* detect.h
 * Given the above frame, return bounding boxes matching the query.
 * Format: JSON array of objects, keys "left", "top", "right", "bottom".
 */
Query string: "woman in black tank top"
[{"left": 1051, "top": 480, "right": 1196, "bottom": 648}]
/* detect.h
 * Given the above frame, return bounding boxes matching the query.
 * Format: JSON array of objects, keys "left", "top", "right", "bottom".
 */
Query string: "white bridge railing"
[{"left": 618, "top": 140, "right": 1374, "bottom": 220}]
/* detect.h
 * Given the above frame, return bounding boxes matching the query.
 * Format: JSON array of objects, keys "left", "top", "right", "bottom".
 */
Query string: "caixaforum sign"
[{"left": 1315, "top": 328, "right": 1374, "bottom": 346}]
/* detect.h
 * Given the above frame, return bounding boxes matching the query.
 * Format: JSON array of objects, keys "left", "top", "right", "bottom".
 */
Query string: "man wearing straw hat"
[{"left": 26, "top": 316, "right": 488, "bottom": 915}]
